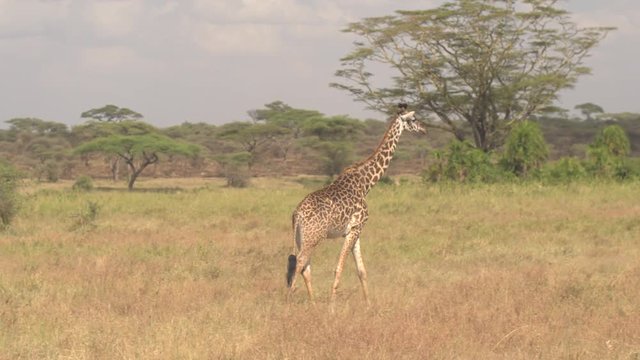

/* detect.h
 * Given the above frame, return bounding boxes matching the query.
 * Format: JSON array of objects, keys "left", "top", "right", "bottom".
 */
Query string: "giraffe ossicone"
[{"left": 286, "top": 106, "right": 427, "bottom": 308}]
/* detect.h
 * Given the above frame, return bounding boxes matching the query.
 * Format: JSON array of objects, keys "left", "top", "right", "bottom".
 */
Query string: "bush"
[
  {"left": 501, "top": 121, "right": 548, "bottom": 177},
  {"left": 0, "top": 162, "right": 21, "bottom": 229},
  {"left": 543, "top": 157, "right": 587, "bottom": 183},
  {"left": 591, "top": 124, "right": 630, "bottom": 157},
  {"left": 424, "top": 140, "right": 510, "bottom": 183},
  {"left": 319, "top": 142, "right": 354, "bottom": 177},
  {"left": 72, "top": 175, "right": 94, "bottom": 191},
  {"left": 35, "top": 160, "right": 60, "bottom": 182},
  {"left": 378, "top": 175, "right": 395, "bottom": 186},
  {"left": 215, "top": 152, "right": 252, "bottom": 188},
  {"left": 585, "top": 146, "right": 623, "bottom": 179},
  {"left": 70, "top": 201, "right": 101, "bottom": 231},
  {"left": 225, "top": 169, "right": 250, "bottom": 188},
  {"left": 586, "top": 125, "right": 633, "bottom": 180}
]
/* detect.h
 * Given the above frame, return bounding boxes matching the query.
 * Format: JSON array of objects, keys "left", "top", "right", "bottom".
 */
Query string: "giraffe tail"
[
  {"left": 287, "top": 215, "right": 302, "bottom": 287},
  {"left": 286, "top": 254, "right": 296, "bottom": 287}
]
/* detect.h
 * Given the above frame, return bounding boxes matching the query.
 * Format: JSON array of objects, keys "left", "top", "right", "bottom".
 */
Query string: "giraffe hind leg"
[
  {"left": 301, "top": 264, "right": 313, "bottom": 301},
  {"left": 352, "top": 238, "right": 370, "bottom": 306}
]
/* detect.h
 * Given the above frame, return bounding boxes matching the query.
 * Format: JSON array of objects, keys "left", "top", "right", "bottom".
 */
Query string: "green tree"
[
  {"left": 79, "top": 105, "right": 145, "bottom": 181},
  {"left": 332, "top": 0, "right": 613, "bottom": 151},
  {"left": 501, "top": 121, "right": 548, "bottom": 177},
  {"left": 81, "top": 104, "right": 143, "bottom": 122},
  {"left": 252, "top": 101, "right": 325, "bottom": 161},
  {"left": 3, "top": 118, "right": 72, "bottom": 180},
  {"left": 72, "top": 120, "right": 155, "bottom": 181},
  {"left": 216, "top": 121, "right": 287, "bottom": 169},
  {"left": 574, "top": 103, "right": 604, "bottom": 121},
  {"left": 74, "top": 132, "right": 200, "bottom": 190},
  {"left": 302, "top": 115, "right": 364, "bottom": 176}
]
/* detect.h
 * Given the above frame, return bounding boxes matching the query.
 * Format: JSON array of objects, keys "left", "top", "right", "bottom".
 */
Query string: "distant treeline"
[{"left": 0, "top": 102, "right": 639, "bottom": 187}]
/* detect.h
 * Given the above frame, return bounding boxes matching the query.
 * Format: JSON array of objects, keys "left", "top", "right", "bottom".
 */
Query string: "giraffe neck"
[{"left": 355, "top": 116, "right": 403, "bottom": 194}]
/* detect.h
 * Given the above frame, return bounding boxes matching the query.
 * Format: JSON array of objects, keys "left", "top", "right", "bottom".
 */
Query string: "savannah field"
[{"left": 1, "top": 177, "right": 639, "bottom": 359}]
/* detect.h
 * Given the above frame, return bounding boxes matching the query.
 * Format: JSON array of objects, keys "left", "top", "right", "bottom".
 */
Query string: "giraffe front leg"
[{"left": 352, "top": 238, "right": 370, "bottom": 307}]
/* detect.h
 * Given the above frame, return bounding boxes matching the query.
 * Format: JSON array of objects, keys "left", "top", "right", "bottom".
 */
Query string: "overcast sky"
[{"left": 0, "top": 0, "right": 638, "bottom": 129}]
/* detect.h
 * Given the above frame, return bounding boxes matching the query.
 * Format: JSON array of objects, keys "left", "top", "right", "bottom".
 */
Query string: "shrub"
[
  {"left": 543, "top": 157, "right": 587, "bottom": 183},
  {"left": 378, "top": 175, "right": 394, "bottom": 186},
  {"left": 591, "top": 124, "right": 630, "bottom": 157},
  {"left": 319, "top": 142, "right": 354, "bottom": 177},
  {"left": 225, "top": 170, "right": 250, "bottom": 188},
  {"left": 424, "top": 141, "right": 510, "bottom": 183},
  {"left": 35, "top": 160, "right": 60, "bottom": 182},
  {"left": 0, "top": 162, "right": 21, "bottom": 229},
  {"left": 70, "top": 201, "right": 101, "bottom": 231},
  {"left": 501, "top": 121, "right": 548, "bottom": 177},
  {"left": 215, "top": 152, "right": 252, "bottom": 188},
  {"left": 586, "top": 125, "right": 632, "bottom": 180},
  {"left": 72, "top": 175, "right": 94, "bottom": 191}
]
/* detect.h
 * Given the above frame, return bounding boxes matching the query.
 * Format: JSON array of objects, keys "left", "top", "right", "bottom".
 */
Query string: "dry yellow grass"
[{"left": 1, "top": 178, "right": 639, "bottom": 359}]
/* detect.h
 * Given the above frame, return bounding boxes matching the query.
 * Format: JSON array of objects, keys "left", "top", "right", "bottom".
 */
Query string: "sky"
[{"left": 0, "top": 0, "right": 638, "bottom": 129}]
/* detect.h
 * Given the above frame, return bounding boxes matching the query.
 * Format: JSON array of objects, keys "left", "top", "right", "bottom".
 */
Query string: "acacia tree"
[
  {"left": 302, "top": 115, "right": 364, "bottom": 177},
  {"left": 574, "top": 102, "right": 604, "bottom": 121},
  {"left": 80, "top": 105, "right": 144, "bottom": 180},
  {"left": 4, "top": 118, "right": 71, "bottom": 180},
  {"left": 74, "top": 132, "right": 200, "bottom": 190},
  {"left": 216, "top": 121, "right": 287, "bottom": 169},
  {"left": 252, "top": 101, "right": 325, "bottom": 161},
  {"left": 81, "top": 104, "right": 142, "bottom": 122},
  {"left": 332, "top": 0, "right": 613, "bottom": 151}
]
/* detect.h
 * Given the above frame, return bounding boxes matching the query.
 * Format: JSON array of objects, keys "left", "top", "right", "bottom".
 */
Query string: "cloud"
[
  {"left": 192, "top": 0, "right": 315, "bottom": 24},
  {"left": 84, "top": 0, "right": 144, "bottom": 39},
  {"left": 191, "top": 22, "right": 283, "bottom": 55},
  {"left": 185, "top": 0, "right": 355, "bottom": 55},
  {"left": 0, "top": 0, "right": 71, "bottom": 38}
]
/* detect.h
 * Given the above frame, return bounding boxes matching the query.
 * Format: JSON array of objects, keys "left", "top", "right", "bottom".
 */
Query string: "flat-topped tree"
[
  {"left": 574, "top": 103, "right": 605, "bottom": 122},
  {"left": 74, "top": 130, "right": 200, "bottom": 190},
  {"left": 78, "top": 106, "right": 145, "bottom": 181},
  {"left": 81, "top": 104, "right": 142, "bottom": 122},
  {"left": 332, "top": 0, "right": 614, "bottom": 151}
]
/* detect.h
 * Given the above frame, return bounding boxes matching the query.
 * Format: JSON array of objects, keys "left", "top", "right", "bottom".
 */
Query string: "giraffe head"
[{"left": 399, "top": 111, "right": 427, "bottom": 134}]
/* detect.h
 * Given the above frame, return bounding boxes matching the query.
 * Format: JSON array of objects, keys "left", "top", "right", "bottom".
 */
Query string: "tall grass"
[{"left": 1, "top": 178, "right": 639, "bottom": 359}]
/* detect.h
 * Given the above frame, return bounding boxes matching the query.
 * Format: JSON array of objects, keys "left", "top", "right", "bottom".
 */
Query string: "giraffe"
[{"left": 286, "top": 105, "right": 427, "bottom": 308}]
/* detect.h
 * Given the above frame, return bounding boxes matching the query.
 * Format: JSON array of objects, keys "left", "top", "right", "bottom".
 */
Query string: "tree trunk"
[
  {"left": 110, "top": 157, "right": 120, "bottom": 181},
  {"left": 123, "top": 152, "right": 158, "bottom": 190},
  {"left": 128, "top": 169, "right": 141, "bottom": 190}
]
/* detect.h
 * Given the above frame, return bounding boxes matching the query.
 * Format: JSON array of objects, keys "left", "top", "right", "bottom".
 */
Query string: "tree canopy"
[
  {"left": 74, "top": 132, "right": 200, "bottom": 190},
  {"left": 574, "top": 103, "right": 604, "bottom": 121},
  {"left": 81, "top": 104, "right": 143, "bottom": 122},
  {"left": 332, "top": 0, "right": 614, "bottom": 151}
]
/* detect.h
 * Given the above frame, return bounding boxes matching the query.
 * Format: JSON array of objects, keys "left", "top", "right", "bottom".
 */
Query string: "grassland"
[{"left": 1, "top": 177, "right": 639, "bottom": 359}]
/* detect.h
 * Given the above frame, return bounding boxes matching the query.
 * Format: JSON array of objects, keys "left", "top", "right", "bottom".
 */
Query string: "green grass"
[{"left": 0, "top": 178, "right": 639, "bottom": 359}]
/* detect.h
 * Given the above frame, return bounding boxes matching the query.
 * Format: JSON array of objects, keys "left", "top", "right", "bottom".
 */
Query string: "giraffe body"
[{"left": 286, "top": 110, "right": 426, "bottom": 307}]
